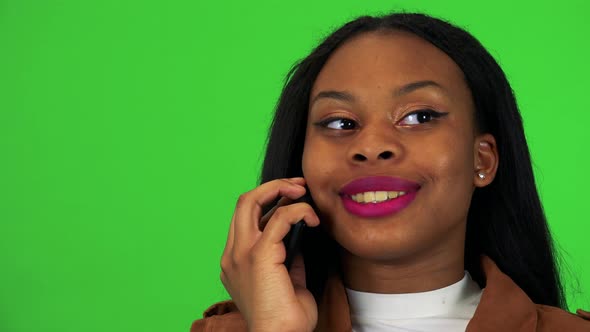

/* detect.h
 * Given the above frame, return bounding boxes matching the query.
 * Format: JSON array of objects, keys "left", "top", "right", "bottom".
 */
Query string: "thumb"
[{"left": 289, "top": 253, "right": 306, "bottom": 289}]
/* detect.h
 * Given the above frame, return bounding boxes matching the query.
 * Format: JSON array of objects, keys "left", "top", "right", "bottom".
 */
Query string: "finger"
[
  {"left": 221, "top": 178, "right": 306, "bottom": 279},
  {"left": 224, "top": 178, "right": 301, "bottom": 255},
  {"left": 233, "top": 179, "right": 306, "bottom": 252},
  {"left": 259, "top": 196, "right": 294, "bottom": 231},
  {"left": 258, "top": 177, "right": 309, "bottom": 230},
  {"left": 256, "top": 203, "right": 319, "bottom": 253},
  {"left": 222, "top": 212, "right": 237, "bottom": 258},
  {"left": 284, "top": 177, "right": 306, "bottom": 185}
]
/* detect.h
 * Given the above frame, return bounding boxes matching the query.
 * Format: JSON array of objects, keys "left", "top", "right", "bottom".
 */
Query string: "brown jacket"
[{"left": 191, "top": 256, "right": 590, "bottom": 331}]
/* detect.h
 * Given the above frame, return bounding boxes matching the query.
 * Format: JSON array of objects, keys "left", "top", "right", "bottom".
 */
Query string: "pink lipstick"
[{"left": 339, "top": 176, "right": 420, "bottom": 218}]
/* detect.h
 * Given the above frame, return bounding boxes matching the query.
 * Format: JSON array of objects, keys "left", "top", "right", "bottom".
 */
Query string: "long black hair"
[{"left": 260, "top": 13, "right": 566, "bottom": 309}]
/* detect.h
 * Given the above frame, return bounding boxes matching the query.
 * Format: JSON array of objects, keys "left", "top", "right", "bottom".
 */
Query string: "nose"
[
  {"left": 348, "top": 129, "right": 402, "bottom": 164},
  {"left": 352, "top": 150, "right": 394, "bottom": 162}
]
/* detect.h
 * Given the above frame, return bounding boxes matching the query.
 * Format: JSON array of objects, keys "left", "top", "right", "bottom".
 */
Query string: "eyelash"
[
  {"left": 315, "top": 109, "right": 448, "bottom": 130},
  {"left": 398, "top": 109, "right": 448, "bottom": 126}
]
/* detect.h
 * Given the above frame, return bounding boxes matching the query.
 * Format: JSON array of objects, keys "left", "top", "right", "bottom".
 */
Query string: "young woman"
[{"left": 191, "top": 12, "right": 590, "bottom": 332}]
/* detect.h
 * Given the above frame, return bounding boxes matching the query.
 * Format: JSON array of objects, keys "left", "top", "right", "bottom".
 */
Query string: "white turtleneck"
[{"left": 345, "top": 272, "right": 483, "bottom": 332}]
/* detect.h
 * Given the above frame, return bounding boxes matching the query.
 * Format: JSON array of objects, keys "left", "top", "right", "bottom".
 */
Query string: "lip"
[{"left": 339, "top": 176, "right": 421, "bottom": 218}]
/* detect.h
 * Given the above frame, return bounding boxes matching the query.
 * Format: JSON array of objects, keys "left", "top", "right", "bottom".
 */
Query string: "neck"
[{"left": 340, "top": 243, "right": 465, "bottom": 294}]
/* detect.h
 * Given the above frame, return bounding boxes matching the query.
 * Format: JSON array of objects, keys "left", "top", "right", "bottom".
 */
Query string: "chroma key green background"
[{"left": 0, "top": 1, "right": 588, "bottom": 331}]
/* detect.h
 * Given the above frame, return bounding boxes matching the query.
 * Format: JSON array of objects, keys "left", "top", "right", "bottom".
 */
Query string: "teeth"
[
  {"left": 375, "top": 191, "right": 388, "bottom": 201},
  {"left": 363, "top": 192, "right": 375, "bottom": 203},
  {"left": 351, "top": 191, "right": 407, "bottom": 204}
]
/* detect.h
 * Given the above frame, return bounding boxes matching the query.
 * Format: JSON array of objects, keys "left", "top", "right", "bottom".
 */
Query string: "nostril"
[
  {"left": 353, "top": 154, "right": 367, "bottom": 162},
  {"left": 378, "top": 151, "right": 393, "bottom": 159}
]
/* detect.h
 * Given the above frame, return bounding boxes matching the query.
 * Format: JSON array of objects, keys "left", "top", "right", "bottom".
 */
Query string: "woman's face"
[{"left": 302, "top": 31, "right": 496, "bottom": 263}]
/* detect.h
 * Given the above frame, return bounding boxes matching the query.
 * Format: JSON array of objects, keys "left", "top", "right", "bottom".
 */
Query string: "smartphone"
[{"left": 282, "top": 194, "right": 312, "bottom": 271}]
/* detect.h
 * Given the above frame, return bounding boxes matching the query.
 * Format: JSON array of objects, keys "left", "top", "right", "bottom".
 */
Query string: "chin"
[
  {"left": 340, "top": 241, "right": 415, "bottom": 263},
  {"left": 331, "top": 224, "right": 413, "bottom": 261}
]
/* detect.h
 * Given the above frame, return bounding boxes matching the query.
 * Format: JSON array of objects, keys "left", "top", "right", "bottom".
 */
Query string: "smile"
[
  {"left": 350, "top": 191, "right": 407, "bottom": 204},
  {"left": 341, "top": 191, "right": 417, "bottom": 218},
  {"left": 339, "top": 176, "right": 420, "bottom": 218}
]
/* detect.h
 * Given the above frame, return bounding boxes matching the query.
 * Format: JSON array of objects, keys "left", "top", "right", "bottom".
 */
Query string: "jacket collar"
[
  {"left": 465, "top": 256, "right": 537, "bottom": 331},
  {"left": 314, "top": 255, "right": 538, "bottom": 332}
]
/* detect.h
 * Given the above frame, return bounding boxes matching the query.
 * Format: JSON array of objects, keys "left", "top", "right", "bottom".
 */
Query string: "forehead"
[{"left": 311, "top": 30, "right": 470, "bottom": 101}]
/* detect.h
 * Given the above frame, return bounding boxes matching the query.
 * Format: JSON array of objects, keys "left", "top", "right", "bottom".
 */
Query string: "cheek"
[
  {"left": 418, "top": 124, "right": 474, "bottom": 178},
  {"left": 301, "top": 135, "right": 317, "bottom": 182},
  {"left": 302, "top": 136, "right": 339, "bottom": 206},
  {"left": 429, "top": 148, "right": 471, "bottom": 181},
  {"left": 418, "top": 134, "right": 475, "bottom": 209},
  {"left": 302, "top": 136, "right": 321, "bottom": 186}
]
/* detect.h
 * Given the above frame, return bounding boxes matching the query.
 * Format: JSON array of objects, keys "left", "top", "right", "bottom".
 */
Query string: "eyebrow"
[{"left": 310, "top": 80, "right": 446, "bottom": 105}]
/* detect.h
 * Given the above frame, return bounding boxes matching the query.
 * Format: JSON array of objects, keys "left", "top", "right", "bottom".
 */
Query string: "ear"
[{"left": 474, "top": 134, "right": 499, "bottom": 188}]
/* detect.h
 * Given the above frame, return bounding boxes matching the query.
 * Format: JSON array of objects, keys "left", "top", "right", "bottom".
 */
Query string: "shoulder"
[
  {"left": 190, "top": 300, "right": 248, "bottom": 332},
  {"left": 470, "top": 256, "right": 590, "bottom": 331},
  {"left": 534, "top": 305, "right": 590, "bottom": 331}
]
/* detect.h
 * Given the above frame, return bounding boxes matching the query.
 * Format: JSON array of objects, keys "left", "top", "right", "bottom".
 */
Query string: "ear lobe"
[{"left": 474, "top": 134, "right": 499, "bottom": 187}]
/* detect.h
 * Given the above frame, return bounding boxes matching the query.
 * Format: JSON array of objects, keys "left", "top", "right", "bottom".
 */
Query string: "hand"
[{"left": 220, "top": 178, "right": 320, "bottom": 332}]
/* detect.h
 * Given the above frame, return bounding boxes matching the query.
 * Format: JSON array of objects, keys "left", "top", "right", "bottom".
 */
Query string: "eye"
[
  {"left": 317, "top": 117, "right": 358, "bottom": 130},
  {"left": 398, "top": 109, "right": 447, "bottom": 125}
]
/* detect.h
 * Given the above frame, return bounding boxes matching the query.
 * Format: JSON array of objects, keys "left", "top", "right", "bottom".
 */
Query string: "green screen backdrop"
[{"left": 1, "top": 1, "right": 589, "bottom": 331}]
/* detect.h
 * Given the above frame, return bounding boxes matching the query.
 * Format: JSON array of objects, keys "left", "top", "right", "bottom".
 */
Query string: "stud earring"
[{"left": 478, "top": 173, "right": 486, "bottom": 179}]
